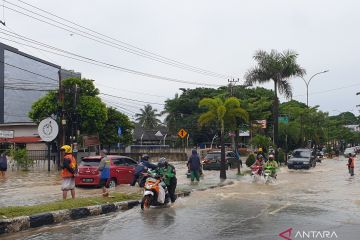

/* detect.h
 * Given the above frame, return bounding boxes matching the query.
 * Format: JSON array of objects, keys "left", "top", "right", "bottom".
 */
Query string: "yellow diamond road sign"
[{"left": 178, "top": 128, "right": 188, "bottom": 139}]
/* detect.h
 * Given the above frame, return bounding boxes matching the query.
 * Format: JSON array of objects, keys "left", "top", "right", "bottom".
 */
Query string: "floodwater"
[
  {"left": 0, "top": 161, "right": 227, "bottom": 207},
  {"left": 3, "top": 158, "right": 360, "bottom": 240}
]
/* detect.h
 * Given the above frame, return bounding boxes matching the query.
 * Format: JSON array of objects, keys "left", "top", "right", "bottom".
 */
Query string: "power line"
[
  {"left": 5, "top": 1, "right": 230, "bottom": 79},
  {"left": 101, "top": 93, "right": 164, "bottom": 106},
  {"left": 0, "top": 31, "right": 222, "bottom": 87}
]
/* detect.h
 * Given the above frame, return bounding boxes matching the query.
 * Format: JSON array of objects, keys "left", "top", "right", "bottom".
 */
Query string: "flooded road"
[{"left": 3, "top": 158, "right": 360, "bottom": 240}]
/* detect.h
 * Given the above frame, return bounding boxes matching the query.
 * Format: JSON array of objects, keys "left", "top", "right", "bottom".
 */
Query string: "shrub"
[
  {"left": 9, "top": 148, "right": 33, "bottom": 170},
  {"left": 246, "top": 154, "right": 256, "bottom": 167}
]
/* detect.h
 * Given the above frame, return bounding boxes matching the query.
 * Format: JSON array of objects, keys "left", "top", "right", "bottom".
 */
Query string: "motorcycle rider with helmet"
[
  {"left": 156, "top": 158, "right": 177, "bottom": 203},
  {"left": 264, "top": 154, "right": 278, "bottom": 178},
  {"left": 131, "top": 154, "right": 158, "bottom": 186},
  {"left": 252, "top": 154, "right": 265, "bottom": 175}
]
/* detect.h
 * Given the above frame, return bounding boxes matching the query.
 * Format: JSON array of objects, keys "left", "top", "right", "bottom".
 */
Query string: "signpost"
[
  {"left": 278, "top": 116, "right": 289, "bottom": 124},
  {"left": 38, "top": 118, "right": 59, "bottom": 172}
]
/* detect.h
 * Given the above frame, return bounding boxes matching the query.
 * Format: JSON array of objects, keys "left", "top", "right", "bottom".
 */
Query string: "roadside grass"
[{"left": 0, "top": 192, "right": 141, "bottom": 219}]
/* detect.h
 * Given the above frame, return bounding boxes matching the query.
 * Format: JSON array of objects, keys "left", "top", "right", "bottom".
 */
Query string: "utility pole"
[
  {"left": 228, "top": 78, "right": 240, "bottom": 96},
  {"left": 58, "top": 70, "right": 65, "bottom": 170}
]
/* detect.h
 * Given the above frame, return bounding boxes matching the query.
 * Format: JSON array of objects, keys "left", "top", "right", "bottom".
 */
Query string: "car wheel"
[{"left": 108, "top": 178, "right": 117, "bottom": 188}]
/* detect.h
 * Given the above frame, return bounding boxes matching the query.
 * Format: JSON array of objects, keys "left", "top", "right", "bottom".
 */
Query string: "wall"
[
  {"left": 3, "top": 49, "right": 59, "bottom": 123},
  {"left": 0, "top": 124, "right": 38, "bottom": 137}
]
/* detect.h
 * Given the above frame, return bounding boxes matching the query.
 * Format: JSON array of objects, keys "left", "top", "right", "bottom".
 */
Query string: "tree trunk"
[
  {"left": 220, "top": 129, "right": 227, "bottom": 180},
  {"left": 235, "top": 129, "right": 241, "bottom": 174}
]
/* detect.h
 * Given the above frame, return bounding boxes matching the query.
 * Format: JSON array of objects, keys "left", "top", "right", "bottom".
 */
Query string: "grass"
[{"left": 0, "top": 192, "right": 141, "bottom": 219}]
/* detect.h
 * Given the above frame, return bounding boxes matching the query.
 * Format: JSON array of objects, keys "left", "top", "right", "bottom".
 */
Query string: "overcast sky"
[{"left": 2, "top": 0, "right": 360, "bottom": 120}]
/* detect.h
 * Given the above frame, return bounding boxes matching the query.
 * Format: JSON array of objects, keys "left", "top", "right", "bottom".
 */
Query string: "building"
[
  {"left": 344, "top": 125, "right": 360, "bottom": 133},
  {"left": 0, "top": 42, "right": 80, "bottom": 150}
]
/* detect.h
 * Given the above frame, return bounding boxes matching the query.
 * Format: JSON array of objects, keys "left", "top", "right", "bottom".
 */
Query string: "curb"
[
  {"left": 0, "top": 192, "right": 190, "bottom": 235},
  {"left": 0, "top": 181, "right": 234, "bottom": 235}
]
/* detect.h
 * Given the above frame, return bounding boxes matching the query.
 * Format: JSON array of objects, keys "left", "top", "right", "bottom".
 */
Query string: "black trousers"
[{"left": 167, "top": 177, "right": 177, "bottom": 203}]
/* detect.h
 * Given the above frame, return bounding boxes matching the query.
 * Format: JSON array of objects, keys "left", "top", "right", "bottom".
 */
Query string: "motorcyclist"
[
  {"left": 156, "top": 158, "right": 177, "bottom": 203},
  {"left": 264, "top": 154, "right": 278, "bottom": 178},
  {"left": 252, "top": 154, "right": 265, "bottom": 175},
  {"left": 131, "top": 154, "right": 158, "bottom": 186}
]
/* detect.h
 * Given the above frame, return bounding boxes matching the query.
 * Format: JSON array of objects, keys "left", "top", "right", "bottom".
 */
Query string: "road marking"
[{"left": 268, "top": 202, "right": 292, "bottom": 215}]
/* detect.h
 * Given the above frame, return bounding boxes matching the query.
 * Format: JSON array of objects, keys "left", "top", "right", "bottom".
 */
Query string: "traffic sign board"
[
  {"left": 38, "top": 118, "right": 59, "bottom": 142},
  {"left": 177, "top": 128, "right": 188, "bottom": 139},
  {"left": 278, "top": 116, "right": 289, "bottom": 124}
]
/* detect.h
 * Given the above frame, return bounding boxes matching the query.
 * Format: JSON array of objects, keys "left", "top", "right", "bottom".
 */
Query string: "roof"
[
  {"left": 133, "top": 124, "right": 168, "bottom": 141},
  {"left": 0, "top": 136, "right": 42, "bottom": 143}
]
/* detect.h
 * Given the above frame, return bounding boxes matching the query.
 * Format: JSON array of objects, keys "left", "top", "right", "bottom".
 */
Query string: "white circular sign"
[{"left": 38, "top": 117, "right": 59, "bottom": 142}]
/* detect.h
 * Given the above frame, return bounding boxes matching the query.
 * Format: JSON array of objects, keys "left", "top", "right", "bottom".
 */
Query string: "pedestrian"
[
  {"left": 98, "top": 149, "right": 111, "bottom": 197},
  {"left": 187, "top": 149, "right": 201, "bottom": 182},
  {"left": 347, "top": 153, "right": 355, "bottom": 176},
  {"left": 0, "top": 152, "right": 7, "bottom": 177},
  {"left": 60, "top": 145, "right": 77, "bottom": 200},
  {"left": 157, "top": 158, "right": 177, "bottom": 203}
]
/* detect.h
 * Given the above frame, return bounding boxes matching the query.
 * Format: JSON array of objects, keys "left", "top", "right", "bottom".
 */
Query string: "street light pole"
[{"left": 301, "top": 70, "right": 329, "bottom": 107}]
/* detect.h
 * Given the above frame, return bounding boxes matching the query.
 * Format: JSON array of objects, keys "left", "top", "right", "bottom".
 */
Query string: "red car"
[{"left": 75, "top": 155, "right": 138, "bottom": 187}]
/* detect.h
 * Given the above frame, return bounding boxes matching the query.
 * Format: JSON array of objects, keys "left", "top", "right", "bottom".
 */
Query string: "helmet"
[
  {"left": 100, "top": 149, "right": 108, "bottom": 155},
  {"left": 158, "top": 157, "right": 168, "bottom": 168},
  {"left": 269, "top": 154, "right": 274, "bottom": 160},
  {"left": 258, "top": 154, "right": 263, "bottom": 159},
  {"left": 258, "top": 147, "right": 263, "bottom": 152},
  {"left": 60, "top": 145, "right": 72, "bottom": 154},
  {"left": 142, "top": 154, "right": 150, "bottom": 161}
]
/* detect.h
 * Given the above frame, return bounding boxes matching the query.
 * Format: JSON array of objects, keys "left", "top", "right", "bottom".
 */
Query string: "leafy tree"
[
  {"left": 135, "top": 104, "right": 161, "bottom": 129},
  {"left": 249, "top": 134, "right": 273, "bottom": 152},
  {"left": 245, "top": 49, "right": 306, "bottom": 147},
  {"left": 99, "top": 108, "right": 134, "bottom": 149},
  {"left": 198, "top": 97, "right": 248, "bottom": 179},
  {"left": 29, "top": 78, "right": 107, "bottom": 143}
]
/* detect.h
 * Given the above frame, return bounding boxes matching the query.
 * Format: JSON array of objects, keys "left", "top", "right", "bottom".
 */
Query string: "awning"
[{"left": 0, "top": 136, "right": 42, "bottom": 143}]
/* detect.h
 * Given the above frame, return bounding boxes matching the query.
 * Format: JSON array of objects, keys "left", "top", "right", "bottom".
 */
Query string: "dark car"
[
  {"left": 287, "top": 149, "right": 316, "bottom": 170},
  {"left": 202, "top": 151, "right": 239, "bottom": 170},
  {"left": 75, "top": 155, "right": 137, "bottom": 187}
]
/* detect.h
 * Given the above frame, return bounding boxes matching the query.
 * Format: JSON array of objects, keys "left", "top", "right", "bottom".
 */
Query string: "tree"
[
  {"left": 99, "top": 107, "right": 134, "bottom": 149},
  {"left": 245, "top": 49, "right": 305, "bottom": 147},
  {"left": 198, "top": 97, "right": 248, "bottom": 179},
  {"left": 29, "top": 78, "right": 108, "bottom": 143},
  {"left": 135, "top": 104, "right": 161, "bottom": 129}
]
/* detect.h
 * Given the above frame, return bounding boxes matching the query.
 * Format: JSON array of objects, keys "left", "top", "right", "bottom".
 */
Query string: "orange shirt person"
[{"left": 60, "top": 145, "right": 77, "bottom": 200}]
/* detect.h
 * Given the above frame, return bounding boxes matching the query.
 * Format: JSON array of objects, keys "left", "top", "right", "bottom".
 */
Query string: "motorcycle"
[
  {"left": 141, "top": 174, "right": 170, "bottom": 210},
  {"left": 263, "top": 165, "right": 276, "bottom": 184},
  {"left": 251, "top": 165, "right": 263, "bottom": 182}
]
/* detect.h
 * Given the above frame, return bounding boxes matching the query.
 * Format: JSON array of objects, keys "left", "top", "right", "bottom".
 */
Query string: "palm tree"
[
  {"left": 135, "top": 104, "right": 161, "bottom": 129},
  {"left": 198, "top": 97, "right": 248, "bottom": 179},
  {"left": 245, "top": 49, "right": 305, "bottom": 147}
]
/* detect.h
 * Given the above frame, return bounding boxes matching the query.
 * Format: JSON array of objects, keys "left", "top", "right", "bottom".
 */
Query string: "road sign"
[
  {"left": 178, "top": 128, "right": 188, "bottom": 139},
  {"left": 253, "top": 120, "right": 267, "bottom": 129},
  {"left": 0, "top": 130, "right": 14, "bottom": 139},
  {"left": 38, "top": 118, "right": 59, "bottom": 142},
  {"left": 278, "top": 116, "right": 289, "bottom": 124}
]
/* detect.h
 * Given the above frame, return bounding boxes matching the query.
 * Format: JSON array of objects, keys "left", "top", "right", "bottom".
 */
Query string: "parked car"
[
  {"left": 75, "top": 155, "right": 137, "bottom": 187},
  {"left": 287, "top": 148, "right": 317, "bottom": 169},
  {"left": 344, "top": 147, "right": 356, "bottom": 156},
  {"left": 202, "top": 151, "right": 239, "bottom": 170}
]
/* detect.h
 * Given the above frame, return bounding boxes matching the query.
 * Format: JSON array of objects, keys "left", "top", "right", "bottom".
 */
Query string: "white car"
[{"left": 344, "top": 147, "right": 356, "bottom": 156}]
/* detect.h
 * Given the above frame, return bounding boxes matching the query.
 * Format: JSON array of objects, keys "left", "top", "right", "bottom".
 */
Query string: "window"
[
  {"left": 112, "top": 158, "right": 126, "bottom": 166},
  {"left": 124, "top": 158, "right": 137, "bottom": 166}
]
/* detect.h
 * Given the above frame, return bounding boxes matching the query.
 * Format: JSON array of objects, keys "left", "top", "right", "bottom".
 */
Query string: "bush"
[
  {"left": 246, "top": 154, "right": 256, "bottom": 167},
  {"left": 9, "top": 148, "right": 33, "bottom": 170}
]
